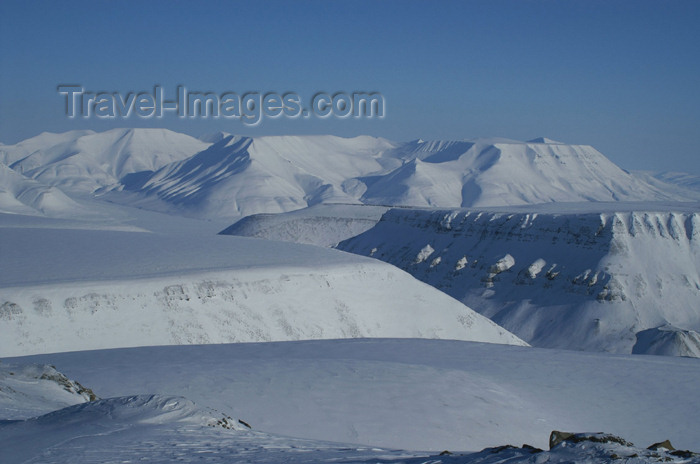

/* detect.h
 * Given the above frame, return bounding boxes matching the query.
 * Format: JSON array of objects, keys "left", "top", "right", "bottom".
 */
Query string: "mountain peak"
[
  {"left": 527, "top": 137, "right": 564, "bottom": 144},
  {"left": 198, "top": 131, "right": 234, "bottom": 144}
]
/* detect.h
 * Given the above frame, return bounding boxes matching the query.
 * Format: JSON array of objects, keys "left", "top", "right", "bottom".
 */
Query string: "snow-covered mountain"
[
  {"left": 634, "top": 170, "right": 700, "bottom": 198},
  {"left": 336, "top": 204, "right": 700, "bottom": 355},
  {"left": 116, "top": 133, "right": 397, "bottom": 218},
  {"left": 0, "top": 130, "right": 95, "bottom": 166},
  {"left": 361, "top": 138, "right": 688, "bottom": 207},
  {"left": 2, "top": 129, "right": 697, "bottom": 220},
  {"left": 2, "top": 127, "right": 700, "bottom": 462},
  {"left": 118, "top": 135, "right": 697, "bottom": 219},
  {"left": 3, "top": 128, "right": 699, "bottom": 356},
  {"left": 0, "top": 162, "right": 94, "bottom": 217},
  {"left": 654, "top": 171, "right": 700, "bottom": 191},
  {"left": 3, "top": 128, "right": 209, "bottom": 193}
]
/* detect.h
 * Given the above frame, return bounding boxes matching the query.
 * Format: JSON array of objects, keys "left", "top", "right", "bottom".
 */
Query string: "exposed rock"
[
  {"left": 549, "top": 430, "right": 574, "bottom": 449},
  {"left": 39, "top": 365, "right": 98, "bottom": 402},
  {"left": 549, "top": 431, "right": 633, "bottom": 449},
  {"left": 648, "top": 439, "right": 675, "bottom": 451}
]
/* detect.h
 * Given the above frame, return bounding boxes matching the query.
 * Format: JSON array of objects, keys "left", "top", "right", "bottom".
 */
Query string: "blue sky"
[{"left": 1, "top": 0, "right": 699, "bottom": 173}]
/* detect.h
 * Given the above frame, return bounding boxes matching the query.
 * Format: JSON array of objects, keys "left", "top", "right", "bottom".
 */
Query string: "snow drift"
[{"left": 0, "top": 394, "right": 248, "bottom": 464}]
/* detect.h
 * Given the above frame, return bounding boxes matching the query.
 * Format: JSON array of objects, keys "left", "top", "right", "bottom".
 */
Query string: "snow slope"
[
  {"left": 0, "top": 130, "right": 95, "bottom": 166},
  {"left": 0, "top": 362, "right": 96, "bottom": 420},
  {"left": 634, "top": 170, "right": 700, "bottom": 196},
  {"left": 337, "top": 203, "right": 700, "bottom": 355},
  {"left": 0, "top": 213, "right": 524, "bottom": 357},
  {"left": 117, "top": 134, "right": 397, "bottom": 218},
  {"left": 360, "top": 138, "right": 685, "bottom": 207},
  {"left": 0, "top": 394, "right": 263, "bottom": 464},
  {"left": 7, "top": 339, "right": 700, "bottom": 453},
  {"left": 220, "top": 203, "right": 389, "bottom": 246},
  {"left": 0, "top": 163, "right": 95, "bottom": 217},
  {"left": 4, "top": 128, "right": 209, "bottom": 193}
]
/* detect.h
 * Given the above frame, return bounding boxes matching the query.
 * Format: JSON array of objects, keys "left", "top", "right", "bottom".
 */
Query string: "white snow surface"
[
  {"left": 0, "top": 394, "right": 261, "bottom": 464},
  {"left": 359, "top": 139, "right": 689, "bottom": 208},
  {"left": 4, "top": 339, "right": 700, "bottom": 455},
  {"left": 337, "top": 204, "right": 700, "bottom": 355},
  {"left": 0, "top": 211, "right": 524, "bottom": 356}
]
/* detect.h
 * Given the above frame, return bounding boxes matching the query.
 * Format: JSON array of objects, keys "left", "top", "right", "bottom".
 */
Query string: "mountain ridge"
[
  {"left": 335, "top": 206, "right": 700, "bottom": 355},
  {"left": 2, "top": 128, "right": 696, "bottom": 220}
]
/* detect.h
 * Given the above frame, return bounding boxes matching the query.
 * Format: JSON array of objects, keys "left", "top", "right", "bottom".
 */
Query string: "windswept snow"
[
  {"left": 0, "top": 130, "right": 95, "bottom": 166},
  {"left": 634, "top": 170, "right": 700, "bottom": 197},
  {"left": 0, "top": 394, "right": 255, "bottom": 464},
  {"left": 6, "top": 339, "right": 700, "bottom": 453},
  {"left": 527, "top": 136, "right": 565, "bottom": 144}
]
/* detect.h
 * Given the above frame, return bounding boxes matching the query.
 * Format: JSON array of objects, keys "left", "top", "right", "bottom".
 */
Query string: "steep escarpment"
[
  {"left": 337, "top": 205, "right": 700, "bottom": 355},
  {"left": 0, "top": 223, "right": 524, "bottom": 357}
]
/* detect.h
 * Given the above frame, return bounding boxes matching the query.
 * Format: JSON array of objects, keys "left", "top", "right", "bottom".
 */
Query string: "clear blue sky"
[{"left": 1, "top": 0, "right": 699, "bottom": 173}]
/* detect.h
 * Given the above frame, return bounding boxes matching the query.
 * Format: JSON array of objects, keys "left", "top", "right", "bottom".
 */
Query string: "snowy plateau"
[{"left": 1, "top": 128, "right": 700, "bottom": 463}]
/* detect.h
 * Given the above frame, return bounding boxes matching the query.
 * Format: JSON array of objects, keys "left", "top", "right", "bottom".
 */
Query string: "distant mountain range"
[{"left": 1, "top": 128, "right": 699, "bottom": 219}]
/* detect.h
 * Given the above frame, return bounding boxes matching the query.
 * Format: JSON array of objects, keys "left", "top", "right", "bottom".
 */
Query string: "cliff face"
[
  {"left": 0, "top": 260, "right": 525, "bottom": 358},
  {"left": 337, "top": 207, "right": 700, "bottom": 355}
]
